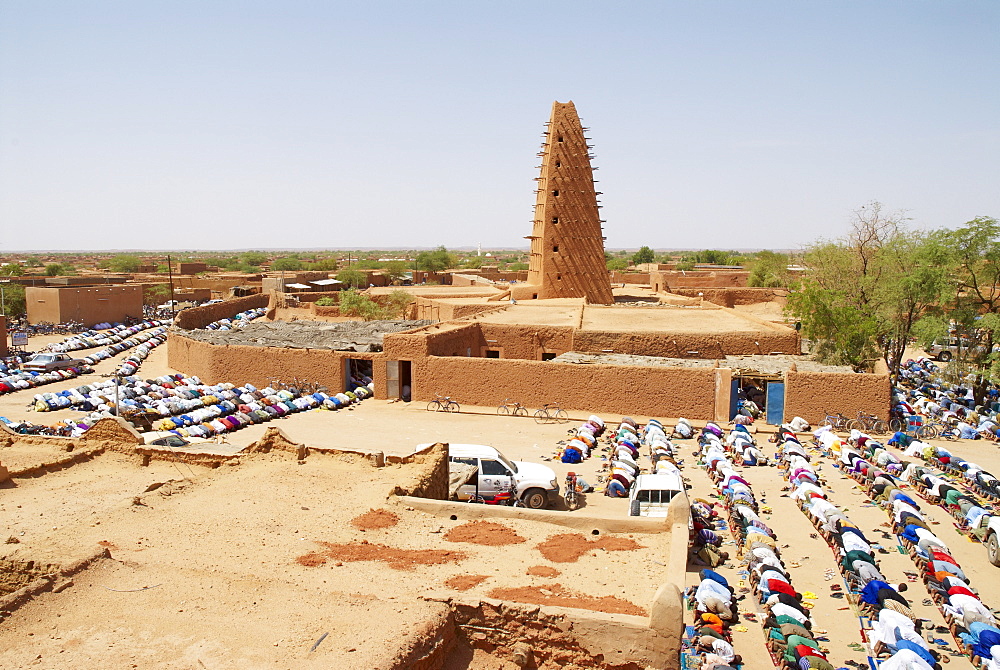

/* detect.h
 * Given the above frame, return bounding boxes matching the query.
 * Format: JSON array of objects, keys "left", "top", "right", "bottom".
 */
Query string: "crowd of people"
[{"left": 812, "top": 422, "right": 1000, "bottom": 668}]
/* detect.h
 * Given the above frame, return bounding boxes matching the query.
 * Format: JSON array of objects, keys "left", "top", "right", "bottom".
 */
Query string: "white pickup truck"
[
  {"left": 628, "top": 473, "right": 687, "bottom": 517},
  {"left": 437, "top": 443, "right": 559, "bottom": 509}
]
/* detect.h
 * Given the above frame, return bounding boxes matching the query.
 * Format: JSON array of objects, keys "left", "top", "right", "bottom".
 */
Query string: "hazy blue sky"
[{"left": 1, "top": 1, "right": 997, "bottom": 252}]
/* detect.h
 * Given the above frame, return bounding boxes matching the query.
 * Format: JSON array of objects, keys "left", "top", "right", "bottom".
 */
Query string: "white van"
[
  {"left": 628, "top": 473, "right": 687, "bottom": 517},
  {"left": 434, "top": 443, "right": 559, "bottom": 509}
]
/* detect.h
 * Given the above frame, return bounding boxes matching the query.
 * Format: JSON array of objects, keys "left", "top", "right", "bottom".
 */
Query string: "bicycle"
[
  {"left": 846, "top": 411, "right": 888, "bottom": 436},
  {"left": 497, "top": 398, "right": 528, "bottom": 417},
  {"left": 427, "top": 394, "right": 460, "bottom": 413},
  {"left": 534, "top": 402, "right": 568, "bottom": 424},
  {"left": 916, "top": 419, "right": 957, "bottom": 440},
  {"left": 822, "top": 410, "right": 850, "bottom": 432}
]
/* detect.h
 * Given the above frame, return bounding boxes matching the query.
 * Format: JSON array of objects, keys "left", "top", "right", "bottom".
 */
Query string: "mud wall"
[
  {"left": 609, "top": 272, "right": 651, "bottom": 285},
  {"left": 783, "top": 370, "right": 891, "bottom": 425},
  {"left": 672, "top": 287, "right": 787, "bottom": 308},
  {"left": 479, "top": 323, "right": 575, "bottom": 359},
  {"left": 167, "top": 333, "right": 365, "bottom": 391},
  {"left": 412, "top": 298, "right": 505, "bottom": 321},
  {"left": 0, "top": 560, "right": 61, "bottom": 597},
  {"left": 174, "top": 294, "right": 269, "bottom": 330},
  {"left": 389, "top": 442, "right": 449, "bottom": 500},
  {"left": 649, "top": 270, "right": 749, "bottom": 292},
  {"left": 572, "top": 329, "right": 798, "bottom": 358},
  {"left": 418, "top": 357, "right": 718, "bottom": 419},
  {"left": 0, "top": 315, "right": 7, "bottom": 357}
]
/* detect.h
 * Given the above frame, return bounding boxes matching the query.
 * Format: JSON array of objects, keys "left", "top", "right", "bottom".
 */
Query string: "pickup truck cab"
[
  {"left": 436, "top": 443, "right": 559, "bottom": 509},
  {"left": 628, "top": 473, "right": 687, "bottom": 517}
]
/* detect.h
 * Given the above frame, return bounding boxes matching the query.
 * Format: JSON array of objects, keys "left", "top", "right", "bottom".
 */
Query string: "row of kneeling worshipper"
[
  {"left": 817, "top": 425, "right": 1000, "bottom": 668},
  {"left": 560, "top": 415, "right": 605, "bottom": 463},
  {"left": 0, "top": 364, "right": 92, "bottom": 396},
  {"left": 115, "top": 332, "right": 167, "bottom": 377},
  {"left": 604, "top": 417, "right": 643, "bottom": 497},
  {"left": 689, "top": 570, "right": 744, "bottom": 670},
  {"left": 898, "top": 440, "right": 1000, "bottom": 541},
  {"left": 896, "top": 358, "right": 1000, "bottom": 440},
  {"left": 199, "top": 307, "right": 267, "bottom": 331},
  {"left": 701, "top": 425, "right": 837, "bottom": 670},
  {"left": 32, "top": 373, "right": 371, "bottom": 436},
  {"left": 47, "top": 319, "right": 170, "bottom": 353}
]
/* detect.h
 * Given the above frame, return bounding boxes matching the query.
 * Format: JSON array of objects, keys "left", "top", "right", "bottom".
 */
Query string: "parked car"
[
  {"left": 627, "top": 473, "right": 687, "bottom": 517},
  {"left": 924, "top": 337, "right": 995, "bottom": 362},
  {"left": 21, "top": 353, "right": 87, "bottom": 372},
  {"left": 437, "top": 443, "right": 559, "bottom": 509}
]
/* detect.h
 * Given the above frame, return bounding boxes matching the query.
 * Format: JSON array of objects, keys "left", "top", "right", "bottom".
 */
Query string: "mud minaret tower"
[{"left": 525, "top": 101, "right": 614, "bottom": 304}]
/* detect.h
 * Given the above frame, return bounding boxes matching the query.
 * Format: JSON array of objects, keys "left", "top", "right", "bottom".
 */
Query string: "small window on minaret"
[
  {"left": 556, "top": 274, "right": 561, "bottom": 280},
  {"left": 551, "top": 217, "right": 559, "bottom": 224},
  {"left": 552, "top": 190, "right": 559, "bottom": 196},
  {"left": 552, "top": 245, "right": 559, "bottom": 252},
  {"left": 557, "top": 136, "right": 563, "bottom": 142},
  {"left": 555, "top": 161, "right": 561, "bottom": 167}
]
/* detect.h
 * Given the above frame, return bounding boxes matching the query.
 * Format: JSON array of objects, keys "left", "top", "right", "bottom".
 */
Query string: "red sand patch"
[
  {"left": 296, "top": 552, "right": 326, "bottom": 567},
  {"left": 536, "top": 533, "right": 644, "bottom": 563},
  {"left": 97, "top": 540, "right": 117, "bottom": 550},
  {"left": 445, "top": 574, "right": 490, "bottom": 591},
  {"left": 444, "top": 521, "right": 526, "bottom": 546},
  {"left": 526, "top": 565, "right": 560, "bottom": 577},
  {"left": 350, "top": 508, "right": 400, "bottom": 530},
  {"left": 488, "top": 583, "right": 646, "bottom": 616},
  {"left": 295, "top": 540, "right": 467, "bottom": 571}
]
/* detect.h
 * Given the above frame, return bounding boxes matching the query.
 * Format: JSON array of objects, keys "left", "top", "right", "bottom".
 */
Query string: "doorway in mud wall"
[
  {"left": 732, "top": 374, "right": 782, "bottom": 423},
  {"left": 385, "top": 360, "right": 412, "bottom": 401},
  {"left": 345, "top": 358, "right": 374, "bottom": 393}
]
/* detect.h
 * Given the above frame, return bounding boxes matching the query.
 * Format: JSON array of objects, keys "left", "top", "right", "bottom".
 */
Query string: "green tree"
[
  {"left": 786, "top": 202, "right": 950, "bottom": 380},
  {"left": 632, "top": 246, "right": 655, "bottom": 265},
  {"left": 336, "top": 268, "right": 367, "bottom": 289},
  {"left": 383, "top": 289, "right": 415, "bottom": 318},
  {"left": 606, "top": 258, "right": 628, "bottom": 271},
  {"left": 339, "top": 289, "right": 382, "bottom": 320},
  {"left": 315, "top": 296, "right": 337, "bottom": 306},
  {"left": 415, "top": 246, "right": 455, "bottom": 272},
  {"left": 144, "top": 284, "right": 171, "bottom": 306},
  {"left": 271, "top": 257, "right": 303, "bottom": 271},
  {"left": 0, "top": 283, "right": 26, "bottom": 316},
  {"left": 747, "top": 251, "right": 790, "bottom": 288},
  {"left": 240, "top": 251, "right": 268, "bottom": 267},
  {"left": 306, "top": 258, "right": 339, "bottom": 271},
  {"left": 383, "top": 260, "right": 409, "bottom": 283},
  {"left": 108, "top": 254, "right": 141, "bottom": 273},
  {"left": 1, "top": 263, "right": 24, "bottom": 276},
  {"left": 45, "top": 263, "right": 63, "bottom": 276},
  {"left": 936, "top": 216, "right": 1000, "bottom": 398}
]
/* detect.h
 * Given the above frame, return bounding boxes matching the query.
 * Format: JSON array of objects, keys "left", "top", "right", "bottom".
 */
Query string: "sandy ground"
[
  {"left": 1, "top": 334, "right": 666, "bottom": 669},
  {"left": 3, "top": 331, "right": 997, "bottom": 669}
]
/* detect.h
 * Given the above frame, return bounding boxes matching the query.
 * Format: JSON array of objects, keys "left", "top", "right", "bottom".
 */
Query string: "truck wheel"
[
  {"left": 989, "top": 533, "right": 1000, "bottom": 567},
  {"left": 521, "top": 488, "right": 547, "bottom": 509},
  {"left": 938, "top": 351, "right": 952, "bottom": 362},
  {"left": 629, "top": 499, "right": 640, "bottom": 517}
]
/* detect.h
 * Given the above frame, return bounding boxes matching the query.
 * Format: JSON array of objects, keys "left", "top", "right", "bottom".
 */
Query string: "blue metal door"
[
  {"left": 729, "top": 379, "right": 740, "bottom": 420},
  {"left": 766, "top": 382, "right": 785, "bottom": 425}
]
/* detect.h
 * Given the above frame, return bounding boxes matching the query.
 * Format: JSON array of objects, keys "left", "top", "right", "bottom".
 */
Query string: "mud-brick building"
[{"left": 25, "top": 285, "right": 144, "bottom": 327}]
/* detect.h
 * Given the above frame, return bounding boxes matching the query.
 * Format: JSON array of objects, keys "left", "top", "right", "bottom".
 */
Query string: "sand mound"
[
  {"left": 526, "top": 565, "right": 561, "bottom": 577},
  {"left": 488, "top": 583, "right": 646, "bottom": 616},
  {"left": 444, "top": 574, "right": 490, "bottom": 591},
  {"left": 536, "top": 533, "right": 644, "bottom": 563},
  {"left": 296, "top": 540, "right": 468, "bottom": 571},
  {"left": 444, "top": 521, "right": 526, "bottom": 546},
  {"left": 350, "top": 508, "right": 400, "bottom": 530}
]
